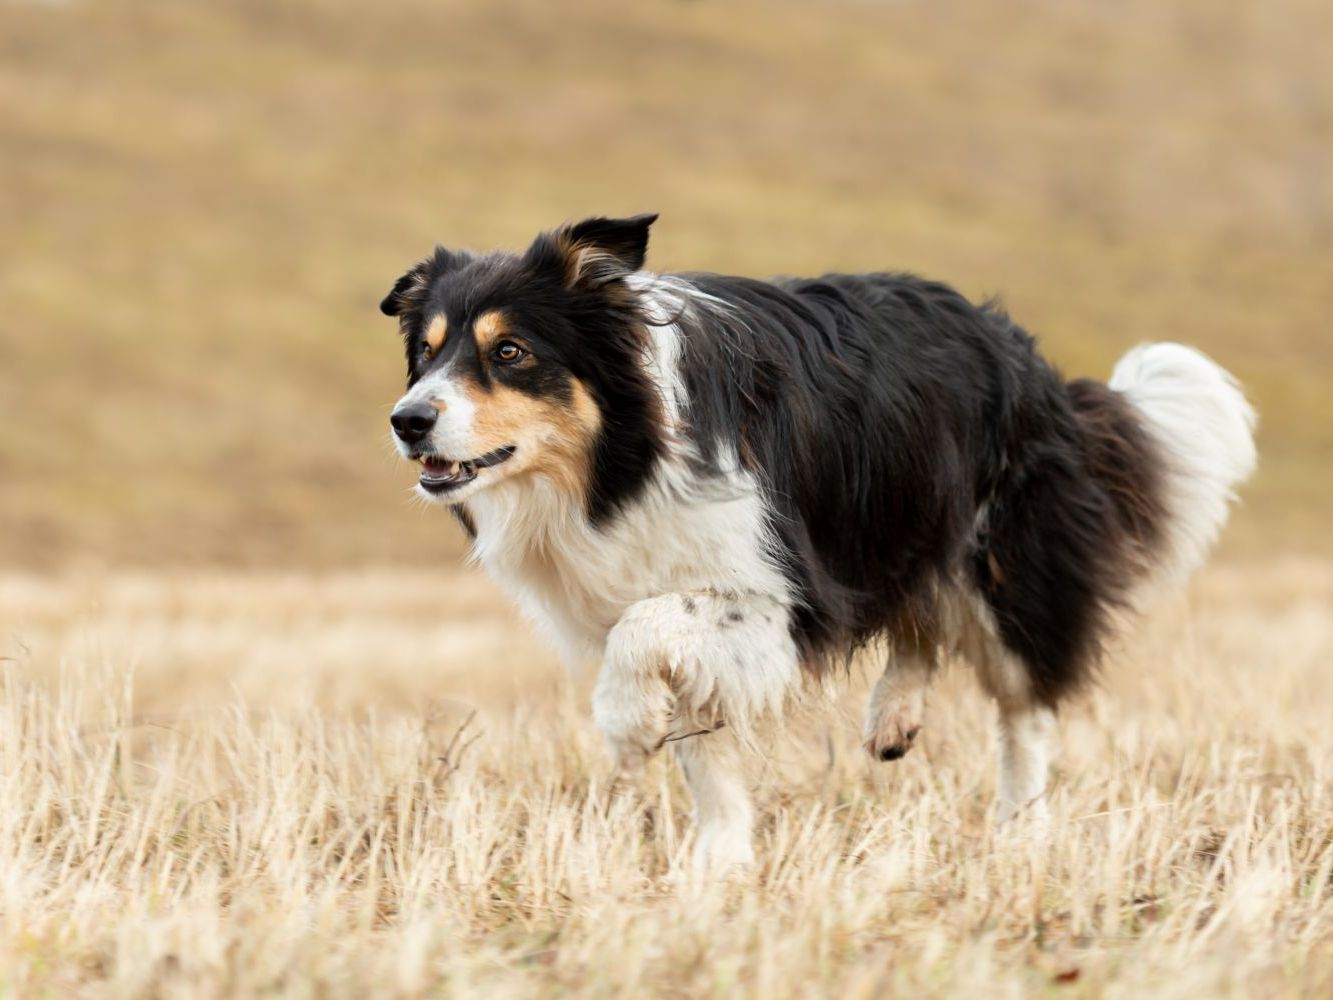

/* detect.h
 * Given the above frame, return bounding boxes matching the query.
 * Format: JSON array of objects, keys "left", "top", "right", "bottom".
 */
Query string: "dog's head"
[{"left": 381, "top": 214, "right": 664, "bottom": 512}]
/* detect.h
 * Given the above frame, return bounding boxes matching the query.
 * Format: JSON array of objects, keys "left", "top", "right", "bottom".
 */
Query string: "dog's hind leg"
[
  {"left": 994, "top": 698, "right": 1057, "bottom": 823},
  {"left": 973, "top": 641, "right": 1058, "bottom": 824},
  {"left": 863, "top": 646, "right": 937, "bottom": 762}
]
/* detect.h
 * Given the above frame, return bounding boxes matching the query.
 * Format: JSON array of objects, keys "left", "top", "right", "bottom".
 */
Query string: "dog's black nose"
[{"left": 390, "top": 402, "right": 437, "bottom": 446}]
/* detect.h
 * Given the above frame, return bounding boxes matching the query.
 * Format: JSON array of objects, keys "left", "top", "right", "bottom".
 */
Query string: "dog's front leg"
[
  {"left": 592, "top": 590, "right": 798, "bottom": 870},
  {"left": 590, "top": 595, "right": 680, "bottom": 773}
]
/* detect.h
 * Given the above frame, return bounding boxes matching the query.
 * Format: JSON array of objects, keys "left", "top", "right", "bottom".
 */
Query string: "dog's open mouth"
[{"left": 417, "top": 446, "right": 516, "bottom": 493}]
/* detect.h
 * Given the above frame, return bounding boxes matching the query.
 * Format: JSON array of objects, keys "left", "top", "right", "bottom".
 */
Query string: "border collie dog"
[{"left": 381, "top": 214, "right": 1256, "bottom": 869}]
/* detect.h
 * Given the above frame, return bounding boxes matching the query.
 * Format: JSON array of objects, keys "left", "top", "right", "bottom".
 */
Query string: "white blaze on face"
[{"left": 392, "top": 365, "right": 479, "bottom": 459}]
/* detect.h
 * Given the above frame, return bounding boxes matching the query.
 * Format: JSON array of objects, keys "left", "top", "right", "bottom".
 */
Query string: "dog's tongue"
[{"left": 422, "top": 458, "right": 461, "bottom": 480}]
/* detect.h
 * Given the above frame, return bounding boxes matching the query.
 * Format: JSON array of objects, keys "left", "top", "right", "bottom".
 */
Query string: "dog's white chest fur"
[{"left": 464, "top": 456, "right": 788, "bottom": 667}]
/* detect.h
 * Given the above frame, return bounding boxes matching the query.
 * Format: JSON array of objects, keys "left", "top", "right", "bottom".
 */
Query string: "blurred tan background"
[{"left": 4, "top": 0, "right": 1330, "bottom": 570}]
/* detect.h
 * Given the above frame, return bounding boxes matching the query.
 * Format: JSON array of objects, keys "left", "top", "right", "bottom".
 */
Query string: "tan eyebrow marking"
[
  {"left": 473, "top": 309, "right": 508, "bottom": 352},
  {"left": 424, "top": 314, "right": 447, "bottom": 353}
]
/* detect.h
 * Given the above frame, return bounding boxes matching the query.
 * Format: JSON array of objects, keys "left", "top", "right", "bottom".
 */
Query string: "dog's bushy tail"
[{"left": 1106, "top": 342, "right": 1257, "bottom": 588}]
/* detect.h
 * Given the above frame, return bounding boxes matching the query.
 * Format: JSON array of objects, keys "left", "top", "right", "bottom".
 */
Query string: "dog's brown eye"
[
  {"left": 419, "top": 343, "right": 433, "bottom": 362},
  {"left": 494, "top": 341, "right": 526, "bottom": 364}
]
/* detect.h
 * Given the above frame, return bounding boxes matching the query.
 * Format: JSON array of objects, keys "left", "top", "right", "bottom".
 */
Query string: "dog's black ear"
[
  {"left": 531, "top": 213, "right": 658, "bottom": 289},
  {"left": 379, "top": 269, "right": 421, "bottom": 317},
  {"left": 564, "top": 213, "right": 657, "bottom": 273},
  {"left": 379, "top": 247, "right": 468, "bottom": 317}
]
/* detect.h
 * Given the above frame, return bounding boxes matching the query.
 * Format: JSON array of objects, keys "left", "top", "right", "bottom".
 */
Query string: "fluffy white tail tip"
[{"left": 1110, "top": 342, "right": 1257, "bottom": 586}]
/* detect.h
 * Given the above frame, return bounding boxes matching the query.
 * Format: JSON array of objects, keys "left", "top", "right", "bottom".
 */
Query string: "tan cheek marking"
[
  {"left": 469, "top": 384, "right": 552, "bottom": 446},
  {"left": 466, "top": 376, "right": 602, "bottom": 497},
  {"left": 567, "top": 379, "right": 603, "bottom": 439},
  {"left": 425, "top": 314, "right": 447, "bottom": 353},
  {"left": 473, "top": 309, "right": 507, "bottom": 353}
]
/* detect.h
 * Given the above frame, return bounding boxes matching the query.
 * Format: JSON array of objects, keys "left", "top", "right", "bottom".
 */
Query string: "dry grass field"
[
  {"left": 2, "top": 561, "right": 1331, "bottom": 995},
  {"left": 5, "top": 0, "right": 1333, "bottom": 995}
]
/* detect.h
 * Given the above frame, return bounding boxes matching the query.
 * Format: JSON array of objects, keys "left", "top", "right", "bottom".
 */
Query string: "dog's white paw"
[
  {"left": 692, "top": 822, "right": 755, "bottom": 875},
  {"left": 591, "top": 675, "right": 672, "bottom": 772}
]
